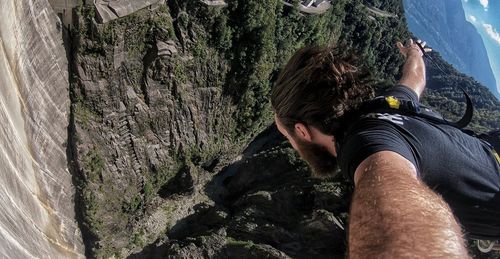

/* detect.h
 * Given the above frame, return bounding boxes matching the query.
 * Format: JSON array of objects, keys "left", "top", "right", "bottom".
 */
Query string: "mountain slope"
[{"left": 403, "top": 0, "right": 498, "bottom": 99}]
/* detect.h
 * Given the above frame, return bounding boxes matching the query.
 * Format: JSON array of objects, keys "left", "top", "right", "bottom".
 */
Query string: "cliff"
[
  {"left": 403, "top": 0, "right": 498, "bottom": 99},
  {"left": 0, "top": 0, "right": 498, "bottom": 258},
  {"left": 69, "top": 0, "right": 499, "bottom": 258},
  {"left": 68, "top": 1, "right": 351, "bottom": 256},
  {"left": 0, "top": 0, "right": 84, "bottom": 258}
]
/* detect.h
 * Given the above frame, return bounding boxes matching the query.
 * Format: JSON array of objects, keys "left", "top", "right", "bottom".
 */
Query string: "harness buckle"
[{"left": 385, "top": 96, "right": 400, "bottom": 109}]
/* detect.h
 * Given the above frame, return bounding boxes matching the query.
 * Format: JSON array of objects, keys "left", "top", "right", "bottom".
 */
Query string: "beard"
[{"left": 295, "top": 138, "right": 340, "bottom": 179}]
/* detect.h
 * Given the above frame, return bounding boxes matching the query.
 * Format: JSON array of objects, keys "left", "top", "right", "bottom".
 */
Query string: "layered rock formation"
[
  {"left": 70, "top": 3, "right": 237, "bottom": 257},
  {"left": 0, "top": 0, "right": 84, "bottom": 258}
]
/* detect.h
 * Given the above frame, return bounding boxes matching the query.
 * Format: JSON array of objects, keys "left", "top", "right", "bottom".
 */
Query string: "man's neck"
[{"left": 309, "top": 126, "right": 337, "bottom": 157}]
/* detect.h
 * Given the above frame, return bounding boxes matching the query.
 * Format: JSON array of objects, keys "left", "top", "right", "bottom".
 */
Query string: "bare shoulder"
[{"left": 353, "top": 151, "right": 417, "bottom": 185}]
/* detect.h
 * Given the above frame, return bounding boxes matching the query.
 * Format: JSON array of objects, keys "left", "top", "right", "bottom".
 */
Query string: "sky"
[{"left": 462, "top": 0, "right": 500, "bottom": 97}]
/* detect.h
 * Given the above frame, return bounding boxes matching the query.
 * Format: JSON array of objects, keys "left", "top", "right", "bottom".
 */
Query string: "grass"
[
  {"left": 74, "top": 103, "right": 95, "bottom": 129},
  {"left": 226, "top": 237, "right": 256, "bottom": 249},
  {"left": 83, "top": 148, "right": 105, "bottom": 182}
]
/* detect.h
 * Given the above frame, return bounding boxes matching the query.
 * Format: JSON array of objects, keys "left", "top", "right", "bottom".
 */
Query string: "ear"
[
  {"left": 294, "top": 123, "right": 312, "bottom": 142},
  {"left": 331, "top": 135, "right": 338, "bottom": 157}
]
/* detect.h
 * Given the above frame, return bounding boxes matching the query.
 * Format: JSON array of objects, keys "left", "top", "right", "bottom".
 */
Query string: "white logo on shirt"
[{"left": 363, "top": 113, "right": 407, "bottom": 125}]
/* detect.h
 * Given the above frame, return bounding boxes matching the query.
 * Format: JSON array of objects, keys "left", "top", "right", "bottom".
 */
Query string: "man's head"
[{"left": 271, "top": 45, "right": 374, "bottom": 178}]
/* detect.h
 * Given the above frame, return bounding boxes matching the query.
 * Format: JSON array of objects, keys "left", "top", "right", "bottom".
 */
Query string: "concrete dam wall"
[{"left": 0, "top": 0, "right": 84, "bottom": 258}]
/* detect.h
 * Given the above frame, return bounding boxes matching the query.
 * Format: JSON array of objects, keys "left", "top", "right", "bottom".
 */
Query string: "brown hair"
[{"left": 271, "top": 46, "right": 375, "bottom": 135}]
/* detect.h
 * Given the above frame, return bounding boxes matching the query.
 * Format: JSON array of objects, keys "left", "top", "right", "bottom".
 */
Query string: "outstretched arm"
[
  {"left": 397, "top": 39, "right": 431, "bottom": 99},
  {"left": 349, "top": 151, "right": 469, "bottom": 258}
]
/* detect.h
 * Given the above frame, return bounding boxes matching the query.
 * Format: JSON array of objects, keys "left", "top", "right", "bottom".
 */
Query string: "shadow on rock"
[{"left": 129, "top": 124, "right": 352, "bottom": 258}]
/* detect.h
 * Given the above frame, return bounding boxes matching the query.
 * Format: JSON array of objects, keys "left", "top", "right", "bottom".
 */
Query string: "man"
[{"left": 271, "top": 39, "right": 500, "bottom": 258}]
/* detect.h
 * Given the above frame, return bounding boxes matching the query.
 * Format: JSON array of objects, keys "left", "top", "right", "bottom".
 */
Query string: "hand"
[{"left": 397, "top": 39, "right": 432, "bottom": 58}]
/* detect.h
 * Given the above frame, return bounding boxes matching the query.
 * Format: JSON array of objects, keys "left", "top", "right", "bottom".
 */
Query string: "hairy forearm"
[
  {"left": 398, "top": 51, "right": 426, "bottom": 98},
  {"left": 349, "top": 152, "right": 469, "bottom": 258}
]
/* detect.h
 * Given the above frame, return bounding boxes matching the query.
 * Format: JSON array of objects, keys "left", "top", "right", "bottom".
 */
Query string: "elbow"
[{"left": 398, "top": 71, "right": 426, "bottom": 98}]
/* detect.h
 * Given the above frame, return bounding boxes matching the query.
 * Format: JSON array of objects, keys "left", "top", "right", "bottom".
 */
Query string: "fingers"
[
  {"left": 396, "top": 41, "right": 405, "bottom": 54},
  {"left": 397, "top": 39, "right": 432, "bottom": 57},
  {"left": 402, "top": 38, "right": 433, "bottom": 51},
  {"left": 416, "top": 39, "right": 432, "bottom": 52},
  {"left": 417, "top": 39, "right": 427, "bottom": 48},
  {"left": 407, "top": 38, "right": 413, "bottom": 46}
]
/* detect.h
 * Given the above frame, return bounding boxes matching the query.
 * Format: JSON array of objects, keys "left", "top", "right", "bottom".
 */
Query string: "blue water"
[{"left": 462, "top": 0, "right": 500, "bottom": 98}]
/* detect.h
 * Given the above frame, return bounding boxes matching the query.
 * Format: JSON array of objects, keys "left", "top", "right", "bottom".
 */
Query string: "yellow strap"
[
  {"left": 493, "top": 150, "right": 500, "bottom": 166},
  {"left": 385, "top": 96, "right": 401, "bottom": 109}
]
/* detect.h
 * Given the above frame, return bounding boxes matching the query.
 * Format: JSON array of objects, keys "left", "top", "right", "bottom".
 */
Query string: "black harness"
[
  {"left": 333, "top": 92, "right": 472, "bottom": 136},
  {"left": 333, "top": 94, "right": 500, "bottom": 169}
]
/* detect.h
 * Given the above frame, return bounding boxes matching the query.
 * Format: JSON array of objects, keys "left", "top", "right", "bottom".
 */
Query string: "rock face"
[
  {"left": 0, "top": 0, "right": 84, "bottom": 258},
  {"left": 68, "top": 0, "right": 352, "bottom": 257},
  {"left": 0, "top": 0, "right": 498, "bottom": 258},
  {"left": 71, "top": 3, "right": 237, "bottom": 257},
  {"left": 68, "top": 0, "right": 500, "bottom": 257},
  {"left": 127, "top": 125, "right": 351, "bottom": 259},
  {"left": 403, "top": 0, "right": 498, "bottom": 98}
]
